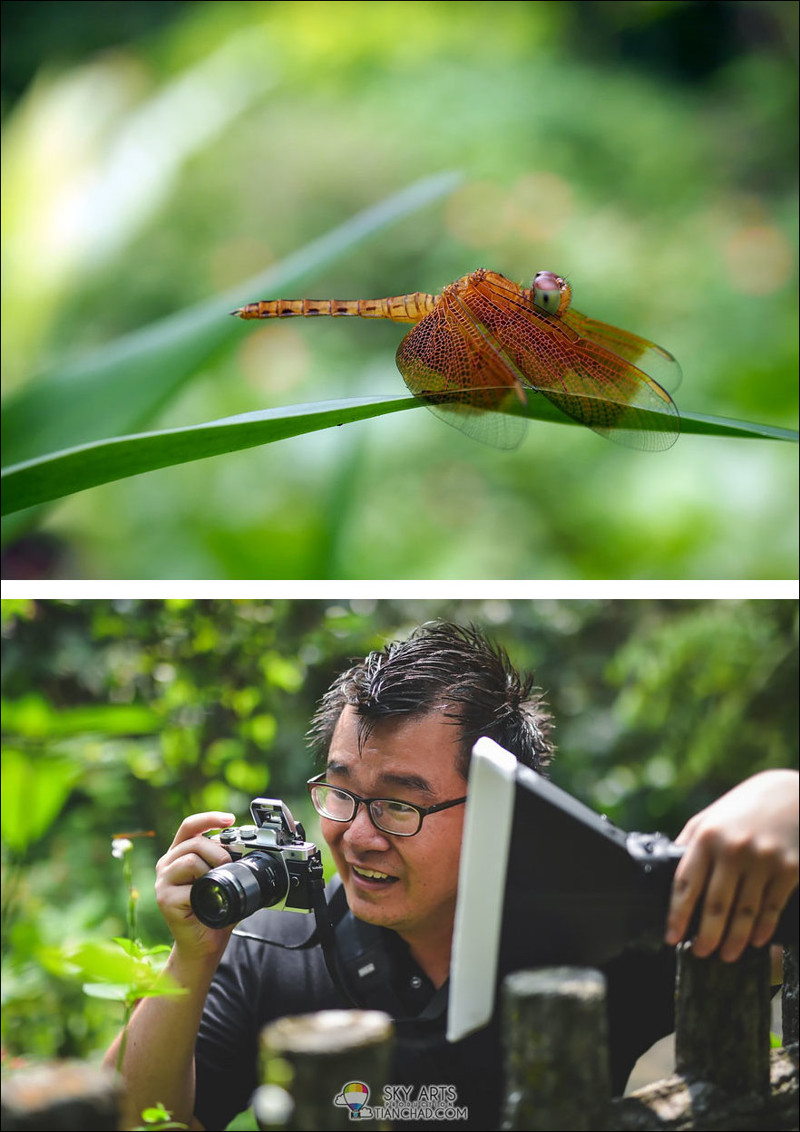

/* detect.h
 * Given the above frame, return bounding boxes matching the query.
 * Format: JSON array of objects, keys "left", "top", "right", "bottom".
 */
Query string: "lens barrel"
[{"left": 191, "top": 851, "right": 290, "bottom": 928}]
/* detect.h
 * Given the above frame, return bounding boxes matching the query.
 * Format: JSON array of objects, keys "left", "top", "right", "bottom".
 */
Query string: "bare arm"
[
  {"left": 104, "top": 812, "right": 237, "bottom": 1129},
  {"left": 665, "top": 769, "right": 799, "bottom": 961}
]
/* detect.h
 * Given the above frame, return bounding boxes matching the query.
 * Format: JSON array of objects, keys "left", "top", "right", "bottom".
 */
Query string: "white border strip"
[{"left": 2, "top": 581, "right": 797, "bottom": 600}]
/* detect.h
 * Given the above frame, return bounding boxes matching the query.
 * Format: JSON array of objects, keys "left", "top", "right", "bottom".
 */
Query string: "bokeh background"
[
  {"left": 2, "top": 0, "right": 798, "bottom": 580},
  {"left": 2, "top": 596, "right": 798, "bottom": 1076}
]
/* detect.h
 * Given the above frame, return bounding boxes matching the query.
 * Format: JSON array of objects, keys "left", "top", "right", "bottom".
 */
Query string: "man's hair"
[{"left": 308, "top": 621, "right": 553, "bottom": 777}]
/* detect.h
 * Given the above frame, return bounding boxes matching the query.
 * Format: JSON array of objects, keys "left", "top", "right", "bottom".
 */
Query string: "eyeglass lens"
[{"left": 310, "top": 784, "right": 421, "bottom": 835}]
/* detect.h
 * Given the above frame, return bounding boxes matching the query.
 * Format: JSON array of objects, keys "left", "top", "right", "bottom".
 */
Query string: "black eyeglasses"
[{"left": 306, "top": 773, "right": 467, "bottom": 837}]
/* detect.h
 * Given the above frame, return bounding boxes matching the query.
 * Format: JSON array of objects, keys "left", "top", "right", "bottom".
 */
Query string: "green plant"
[
  {"left": 39, "top": 837, "right": 185, "bottom": 1074},
  {"left": 133, "top": 1101, "right": 189, "bottom": 1130}
]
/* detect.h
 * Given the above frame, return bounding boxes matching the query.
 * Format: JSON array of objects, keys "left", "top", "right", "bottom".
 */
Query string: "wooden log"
[
  {"left": 502, "top": 966, "right": 611, "bottom": 1131},
  {"left": 259, "top": 1009, "right": 393, "bottom": 1131},
  {"left": 0, "top": 1061, "right": 121, "bottom": 1131},
  {"left": 610, "top": 1046, "right": 799, "bottom": 1131},
  {"left": 674, "top": 944, "right": 771, "bottom": 1096}
]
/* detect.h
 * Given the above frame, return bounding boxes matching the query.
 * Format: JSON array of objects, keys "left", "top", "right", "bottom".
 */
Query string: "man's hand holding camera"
[
  {"left": 155, "top": 812, "right": 239, "bottom": 964},
  {"left": 105, "top": 811, "right": 241, "bottom": 1129}
]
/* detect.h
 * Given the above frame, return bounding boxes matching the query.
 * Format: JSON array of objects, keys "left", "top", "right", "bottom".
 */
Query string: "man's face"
[{"left": 320, "top": 706, "right": 467, "bottom": 954}]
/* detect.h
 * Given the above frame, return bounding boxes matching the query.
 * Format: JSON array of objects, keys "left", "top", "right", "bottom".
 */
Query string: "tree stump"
[
  {"left": 675, "top": 944, "right": 771, "bottom": 1096},
  {"left": 260, "top": 1009, "right": 393, "bottom": 1131},
  {"left": 502, "top": 966, "right": 611, "bottom": 1131},
  {"left": 0, "top": 1061, "right": 121, "bottom": 1131}
]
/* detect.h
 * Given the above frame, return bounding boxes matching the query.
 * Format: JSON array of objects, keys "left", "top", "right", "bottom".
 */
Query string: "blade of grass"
[
  {"left": 1, "top": 171, "right": 464, "bottom": 469},
  {"left": 2, "top": 396, "right": 795, "bottom": 518},
  {"left": 0, "top": 396, "right": 411, "bottom": 516},
  {"left": 674, "top": 412, "right": 799, "bottom": 441}
]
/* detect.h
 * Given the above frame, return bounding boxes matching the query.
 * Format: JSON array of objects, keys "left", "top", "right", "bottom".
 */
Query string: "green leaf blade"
[
  {"left": 1, "top": 395, "right": 795, "bottom": 518},
  {"left": 1, "top": 172, "right": 464, "bottom": 468}
]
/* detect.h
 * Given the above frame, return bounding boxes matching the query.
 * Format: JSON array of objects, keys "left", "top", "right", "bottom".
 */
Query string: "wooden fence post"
[
  {"left": 502, "top": 966, "right": 611, "bottom": 1131},
  {"left": 0, "top": 1062, "right": 121, "bottom": 1132},
  {"left": 674, "top": 943, "right": 771, "bottom": 1095},
  {"left": 611, "top": 942, "right": 799, "bottom": 1130},
  {"left": 259, "top": 1009, "right": 393, "bottom": 1131}
]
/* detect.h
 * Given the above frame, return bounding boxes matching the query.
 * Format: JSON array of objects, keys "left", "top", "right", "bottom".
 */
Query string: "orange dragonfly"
[{"left": 233, "top": 269, "right": 681, "bottom": 451}]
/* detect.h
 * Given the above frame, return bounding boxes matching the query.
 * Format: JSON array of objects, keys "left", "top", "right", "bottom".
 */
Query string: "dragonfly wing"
[
  {"left": 466, "top": 275, "right": 680, "bottom": 451},
  {"left": 396, "top": 303, "right": 528, "bottom": 450},
  {"left": 535, "top": 339, "right": 680, "bottom": 451},
  {"left": 561, "top": 308, "right": 683, "bottom": 393}
]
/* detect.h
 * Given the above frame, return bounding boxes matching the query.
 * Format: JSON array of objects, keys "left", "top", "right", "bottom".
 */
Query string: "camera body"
[
  {"left": 190, "top": 798, "right": 322, "bottom": 928},
  {"left": 626, "top": 829, "right": 684, "bottom": 869}
]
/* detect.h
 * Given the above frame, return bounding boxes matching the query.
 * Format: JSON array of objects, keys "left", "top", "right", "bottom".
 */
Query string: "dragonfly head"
[{"left": 531, "top": 272, "right": 572, "bottom": 317}]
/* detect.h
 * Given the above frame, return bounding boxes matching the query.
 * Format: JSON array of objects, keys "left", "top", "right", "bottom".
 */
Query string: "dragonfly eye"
[{"left": 532, "top": 271, "right": 570, "bottom": 316}]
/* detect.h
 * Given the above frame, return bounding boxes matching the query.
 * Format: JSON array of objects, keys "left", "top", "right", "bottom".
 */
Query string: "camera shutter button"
[{"left": 220, "top": 830, "right": 237, "bottom": 844}]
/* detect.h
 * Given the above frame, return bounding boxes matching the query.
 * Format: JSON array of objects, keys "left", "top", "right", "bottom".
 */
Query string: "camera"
[{"left": 190, "top": 798, "right": 322, "bottom": 929}]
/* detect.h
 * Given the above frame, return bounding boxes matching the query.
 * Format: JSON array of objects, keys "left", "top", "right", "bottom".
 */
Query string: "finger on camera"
[
  {"left": 689, "top": 864, "right": 742, "bottom": 957},
  {"left": 665, "top": 853, "right": 707, "bottom": 944},
  {"left": 750, "top": 872, "right": 798, "bottom": 948},
  {"left": 718, "top": 897, "right": 762, "bottom": 962},
  {"left": 168, "top": 811, "right": 236, "bottom": 850},
  {"left": 158, "top": 848, "right": 230, "bottom": 891},
  {"left": 159, "top": 829, "right": 234, "bottom": 871}
]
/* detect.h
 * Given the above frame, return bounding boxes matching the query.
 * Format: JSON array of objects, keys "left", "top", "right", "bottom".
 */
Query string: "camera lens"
[{"left": 191, "top": 852, "right": 290, "bottom": 928}]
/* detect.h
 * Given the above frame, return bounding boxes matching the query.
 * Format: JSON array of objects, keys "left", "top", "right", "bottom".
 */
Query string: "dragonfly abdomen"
[{"left": 232, "top": 293, "right": 438, "bottom": 324}]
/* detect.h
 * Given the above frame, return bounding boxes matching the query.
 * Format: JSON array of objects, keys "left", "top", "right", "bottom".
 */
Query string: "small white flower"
[{"left": 111, "top": 837, "right": 133, "bottom": 859}]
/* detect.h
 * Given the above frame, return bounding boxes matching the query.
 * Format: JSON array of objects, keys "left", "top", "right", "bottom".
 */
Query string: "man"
[{"left": 106, "top": 622, "right": 799, "bottom": 1130}]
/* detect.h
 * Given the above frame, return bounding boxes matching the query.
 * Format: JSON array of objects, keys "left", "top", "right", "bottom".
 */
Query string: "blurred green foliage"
[
  {"left": 1, "top": 597, "right": 797, "bottom": 1064},
  {"left": 1, "top": 1, "right": 798, "bottom": 579}
]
